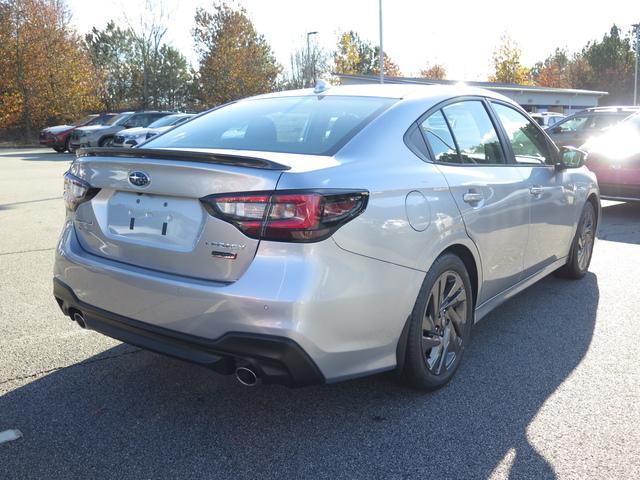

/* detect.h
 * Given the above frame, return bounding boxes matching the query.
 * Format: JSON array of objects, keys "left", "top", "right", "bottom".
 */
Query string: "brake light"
[
  {"left": 63, "top": 172, "right": 100, "bottom": 211},
  {"left": 201, "top": 190, "right": 368, "bottom": 242}
]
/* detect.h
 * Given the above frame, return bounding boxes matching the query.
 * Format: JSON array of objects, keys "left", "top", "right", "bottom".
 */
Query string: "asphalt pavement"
[{"left": 1, "top": 148, "right": 639, "bottom": 479}]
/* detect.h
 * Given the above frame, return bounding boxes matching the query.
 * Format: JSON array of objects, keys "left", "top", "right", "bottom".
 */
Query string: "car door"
[
  {"left": 419, "top": 99, "right": 530, "bottom": 305},
  {"left": 490, "top": 101, "right": 578, "bottom": 277}
]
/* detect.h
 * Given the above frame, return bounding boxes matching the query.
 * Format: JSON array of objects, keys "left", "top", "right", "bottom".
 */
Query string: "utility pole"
[
  {"left": 306, "top": 31, "right": 318, "bottom": 87},
  {"left": 634, "top": 23, "right": 639, "bottom": 106},
  {"left": 379, "top": 0, "right": 384, "bottom": 84}
]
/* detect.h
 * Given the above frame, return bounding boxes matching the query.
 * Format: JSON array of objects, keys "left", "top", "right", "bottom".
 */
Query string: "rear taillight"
[
  {"left": 63, "top": 172, "right": 100, "bottom": 211},
  {"left": 201, "top": 190, "right": 368, "bottom": 242}
]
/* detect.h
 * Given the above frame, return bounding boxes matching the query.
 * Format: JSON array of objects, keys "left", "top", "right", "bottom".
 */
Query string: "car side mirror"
[
  {"left": 123, "top": 123, "right": 134, "bottom": 129},
  {"left": 556, "top": 146, "right": 586, "bottom": 170}
]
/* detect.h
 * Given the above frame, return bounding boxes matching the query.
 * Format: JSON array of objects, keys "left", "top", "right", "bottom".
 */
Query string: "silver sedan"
[{"left": 54, "top": 84, "right": 599, "bottom": 390}]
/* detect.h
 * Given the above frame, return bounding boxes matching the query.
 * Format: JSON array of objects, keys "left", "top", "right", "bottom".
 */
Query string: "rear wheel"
[
  {"left": 402, "top": 253, "right": 473, "bottom": 391},
  {"left": 555, "top": 202, "right": 596, "bottom": 279},
  {"left": 53, "top": 147, "right": 65, "bottom": 153}
]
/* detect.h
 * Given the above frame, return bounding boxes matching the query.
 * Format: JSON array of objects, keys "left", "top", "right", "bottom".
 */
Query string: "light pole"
[
  {"left": 379, "top": 0, "right": 384, "bottom": 84},
  {"left": 306, "top": 31, "right": 318, "bottom": 87},
  {"left": 634, "top": 23, "right": 639, "bottom": 106}
]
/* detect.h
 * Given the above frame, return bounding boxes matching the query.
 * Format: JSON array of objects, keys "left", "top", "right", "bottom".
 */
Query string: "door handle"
[
  {"left": 529, "top": 185, "right": 544, "bottom": 196},
  {"left": 462, "top": 191, "right": 484, "bottom": 204}
]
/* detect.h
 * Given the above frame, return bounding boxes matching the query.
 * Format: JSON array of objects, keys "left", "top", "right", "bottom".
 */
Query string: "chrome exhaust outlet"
[
  {"left": 235, "top": 366, "right": 258, "bottom": 387},
  {"left": 72, "top": 311, "right": 86, "bottom": 329}
]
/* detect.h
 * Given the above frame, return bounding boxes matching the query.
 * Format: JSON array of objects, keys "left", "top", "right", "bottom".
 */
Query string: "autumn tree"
[
  {"left": 0, "top": 0, "right": 101, "bottom": 138},
  {"left": 489, "top": 34, "right": 531, "bottom": 85},
  {"left": 420, "top": 63, "right": 447, "bottom": 80},
  {"left": 333, "top": 31, "right": 401, "bottom": 77},
  {"left": 192, "top": 2, "right": 280, "bottom": 107},
  {"left": 531, "top": 48, "right": 570, "bottom": 88}
]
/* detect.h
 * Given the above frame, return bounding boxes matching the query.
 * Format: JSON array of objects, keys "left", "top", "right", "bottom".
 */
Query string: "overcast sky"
[{"left": 67, "top": 0, "right": 640, "bottom": 80}]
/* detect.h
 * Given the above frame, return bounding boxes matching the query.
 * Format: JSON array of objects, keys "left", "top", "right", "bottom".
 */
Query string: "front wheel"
[
  {"left": 402, "top": 253, "right": 474, "bottom": 391},
  {"left": 555, "top": 202, "right": 596, "bottom": 279},
  {"left": 99, "top": 136, "right": 113, "bottom": 147}
]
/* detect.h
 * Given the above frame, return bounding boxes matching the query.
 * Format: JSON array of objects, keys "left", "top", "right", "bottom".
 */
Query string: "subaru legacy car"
[
  {"left": 69, "top": 111, "right": 174, "bottom": 150},
  {"left": 54, "top": 85, "right": 599, "bottom": 390},
  {"left": 112, "top": 113, "right": 195, "bottom": 148}
]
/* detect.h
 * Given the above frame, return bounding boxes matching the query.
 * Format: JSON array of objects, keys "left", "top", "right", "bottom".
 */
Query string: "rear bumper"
[
  {"left": 54, "top": 278, "right": 324, "bottom": 386},
  {"left": 39, "top": 137, "right": 63, "bottom": 148},
  {"left": 53, "top": 221, "right": 423, "bottom": 383}
]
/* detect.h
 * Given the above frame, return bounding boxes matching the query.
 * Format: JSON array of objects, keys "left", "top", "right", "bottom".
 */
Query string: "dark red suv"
[
  {"left": 584, "top": 113, "right": 640, "bottom": 202},
  {"left": 39, "top": 114, "right": 116, "bottom": 153}
]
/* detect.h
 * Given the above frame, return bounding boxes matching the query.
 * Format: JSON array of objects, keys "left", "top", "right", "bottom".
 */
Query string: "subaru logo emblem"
[{"left": 128, "top": 171, "right": 150, "bottom": 187}]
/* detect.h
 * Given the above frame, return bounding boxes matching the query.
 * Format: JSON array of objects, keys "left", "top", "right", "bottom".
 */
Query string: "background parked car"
[
  {"left": 582, "top": 113, "right": 640, "bottom": 202},
  {"left": 546, "top": 106, "right": 640, "bottom": 148},
  {"left": 530, "top": 112, "right": 565, "bottom": 128},
  {"left": 39, "top": 113, "right": 116, "bottom": 153},
  {"left": 69, "top": 111, "right": 175, "bottom": 150},
  {"left": 112, "top": 113, "right": 195, "bottom": 148}
]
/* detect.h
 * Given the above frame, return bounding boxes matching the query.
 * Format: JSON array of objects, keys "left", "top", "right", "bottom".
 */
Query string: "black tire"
[
  {"left": 99, "top": 136, "right": 113, "bottom": 147},
  {"left": 52, "top": 147, "right": 65, "bottom": 153},
  {"left": 402, "top": 253, "right": 474, "bottom": 391},
  {"left": 555, "top": 201, "right": 596, "bottom": 279}
]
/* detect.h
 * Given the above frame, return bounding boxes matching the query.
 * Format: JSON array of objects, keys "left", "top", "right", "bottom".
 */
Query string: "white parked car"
[{"left": 530, "top": 112, "right": 565, "bottom": 128}]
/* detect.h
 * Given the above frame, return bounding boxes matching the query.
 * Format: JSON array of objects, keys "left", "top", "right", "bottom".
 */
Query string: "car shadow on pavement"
[
  {"left": 0, "top": 274, "right": 599, "bottom": 479},
  {"left": 598, "top": 202, "right": 640, "bottom": 245},
  {"left": 0, "top": 149, "right": 74, "bottom": 161}
]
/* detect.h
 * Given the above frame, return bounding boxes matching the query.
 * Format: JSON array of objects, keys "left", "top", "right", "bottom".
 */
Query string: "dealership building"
[{"left": 336, "top": 74, "right": 607, "bottom": 115}]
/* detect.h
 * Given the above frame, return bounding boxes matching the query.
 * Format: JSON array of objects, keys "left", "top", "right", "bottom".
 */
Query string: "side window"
[
  {"left": 442, "top": 101, "right": 505, "bottom": 164},
  {"left": 555, "top": 115, "right": 588, "bottom": 133},
  {"left": 127, "top": 114, "right": 147, "bottom": 128},
  {"left": 492, "top": 103, "right": 553, "bottom": 166},
  {"left": 588, "top": 114, "right": 626, "bottom": 131},
  {"left": 419, "top": 110, "right": 459, "bottom": 163}
]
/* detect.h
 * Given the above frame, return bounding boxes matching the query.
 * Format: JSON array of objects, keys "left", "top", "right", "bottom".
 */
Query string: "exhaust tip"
[
  {"left": 72, "top": 311, "right": 86, "bottom": 329},
  {"left": 235, "top": 366, "right": 258, "bottom": 387}
]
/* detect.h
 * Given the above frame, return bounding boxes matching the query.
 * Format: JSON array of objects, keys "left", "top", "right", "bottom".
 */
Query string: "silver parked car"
[
  {"left": 54, "top": 85, "right": 599, "bottom": 390},
  {"left": 69, "top": 111, "right": 174, "bottom": 149},
  {"left": 112, "top": 113, "right": 195, "bottom": 148}
]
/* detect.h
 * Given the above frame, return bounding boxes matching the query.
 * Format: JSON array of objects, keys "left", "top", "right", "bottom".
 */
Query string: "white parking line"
[{"left": 0, "top": 429, "right": 22, "bottom": 445}]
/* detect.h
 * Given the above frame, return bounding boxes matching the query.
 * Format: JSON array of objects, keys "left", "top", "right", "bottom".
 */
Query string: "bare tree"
[
  {"left": 284, "top": 35, "right": 328, "bottom": 89},
  {"left": 125, "top": 0, "right": 168, "bottom": 109}
]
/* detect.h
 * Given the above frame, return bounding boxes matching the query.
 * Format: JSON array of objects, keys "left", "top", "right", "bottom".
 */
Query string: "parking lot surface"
[{"left": 1, "top": 148, "right": 639, "bottom": 479}]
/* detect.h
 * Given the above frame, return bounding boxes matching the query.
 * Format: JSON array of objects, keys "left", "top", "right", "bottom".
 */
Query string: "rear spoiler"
[{"left": 77, "top": 147, "right": 291, "bottom": 171}]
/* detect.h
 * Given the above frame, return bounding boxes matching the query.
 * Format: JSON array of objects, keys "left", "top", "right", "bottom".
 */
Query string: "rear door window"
[
  {"left": 419, "top": 110, "right": 459, "bottom": 163},
  {"left": 492, "top": 103, "right": 553, "bottom": 166},
  {"left": 440, "top": 101, "right": 505, "bottom": 165},
  {"left": 555, "top": 115, "right": 589, "bottom": 132}
]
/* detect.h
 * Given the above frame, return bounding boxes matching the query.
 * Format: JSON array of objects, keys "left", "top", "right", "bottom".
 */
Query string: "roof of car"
[{"left": 248, "top": 83, "right": 513, "bottom": 103}]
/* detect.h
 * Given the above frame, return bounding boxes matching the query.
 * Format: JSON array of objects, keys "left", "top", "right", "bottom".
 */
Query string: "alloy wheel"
[
  {"left": 576, "top": 207, "right": 595, "bottom": 271},
  {"left": 421, "top": 270, "right": 468, "bottom": 375}
]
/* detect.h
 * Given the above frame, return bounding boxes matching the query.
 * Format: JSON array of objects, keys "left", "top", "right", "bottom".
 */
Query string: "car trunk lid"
[{"left": 71, "top": 148, "right": 288, "bottom": 282}]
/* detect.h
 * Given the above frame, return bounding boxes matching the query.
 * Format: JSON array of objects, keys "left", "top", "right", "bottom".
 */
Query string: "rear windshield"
[{"left": 143, "top": 96, "right": 396, "bottom": 155}]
